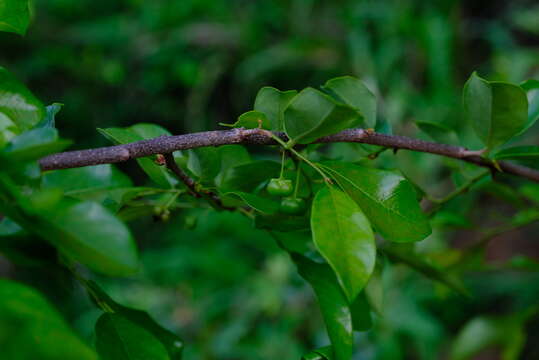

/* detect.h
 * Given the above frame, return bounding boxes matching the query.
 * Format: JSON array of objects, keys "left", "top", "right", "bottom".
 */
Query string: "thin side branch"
[
  {"left": 162, "top": 152, "right": 232, "bottom": 210},
  {"left": 39, "top": 128, "right": 539, "bottom": 183}
]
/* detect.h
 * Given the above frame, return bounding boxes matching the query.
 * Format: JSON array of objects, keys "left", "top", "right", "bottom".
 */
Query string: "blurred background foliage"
[{"left": 1, "top": 0, "right": 539, "bottom": 359}]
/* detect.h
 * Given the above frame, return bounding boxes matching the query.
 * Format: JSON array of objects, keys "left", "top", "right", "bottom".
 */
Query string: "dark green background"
[{"left": 1, "top": 1, "right": 539, "bottom": 359}]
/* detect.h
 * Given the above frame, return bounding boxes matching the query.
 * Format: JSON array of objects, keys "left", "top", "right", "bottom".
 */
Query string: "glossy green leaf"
[
  {"left": 215, "top": 145, "right": 251, "bottom": 187},
  {"left": 323, "top": 162, "right": 431, "bottom": 243},
  {"left": 42, "top": 164, "right": 132, "bottom": 193},
  {"left": 87, "top": 281, "right": 183, "bottom": 360},
  {"left": 302, "top": 346, "right": 333, "bottom": 360},
  {"left": 98, "top": 126, "right": 177, "bottom": 188},
  {"left": 254, "top": 86, "right": 297, "bottom": 131},
  {"left": 520, "top": 80, "right": 539, "bottom": 135},
  {"left": 0, "top": 0, "right": 30, "bottom": 35},
  {"left": 0, "top": 279, "right": 97, "bottom": 360},
  {"left": 95, "top": 313, "right": 169, "bottom": 360},
  {"left": 0, "top": 67, "right": 45, "bottom": 140},
  {"left": 223, "top": 191, "right": 280, "bottom": 214},
  {"left": 323, "top": 76, "right": 376, "bottom": 128},
  {"left": 493, "top": 146, "right": 539, "bottom": 161},
  {"left": 284, "top": 87, "right": 362, "bottom": 145},
  {"left": 293, "top": 254, "right": 353, "bottom": 360},
  {"left": 450, "top": 316, "right": 526, "bottom": 360},
  {"left": 221, "top": 110, "right": 270, "bottom": 129},
  {"left": 463, "top": 72, "right": 528, "bottom": 149},
  {"left": 382, "top": 244, "right": 468, "bottom": 295},
  {"left": 350, "top": 291, "right": 373, "bottom": 332},
  {"left": 3, "top": 127, "right": 71, "bottom": 161},
  {"left": 311, "top": 186, "right": 376, "bottom": 302},
  {"left": 416, "top": 120, "right": 458, "bottom": 145},
  {"left": 187, "top": 147, "right": 221, "bottom": 184},
  {"left": 37, "top": 103, "right": 63, "bottom": 128},
  {"left": 219, "top": 160, "right": 280, "bottom": 192},
  {"left": 41, "top": 200, "right": 138, "bottom": 276}
]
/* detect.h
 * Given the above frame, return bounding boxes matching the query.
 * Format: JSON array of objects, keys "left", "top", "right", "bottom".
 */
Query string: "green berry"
[
  {"left": 280, "top": 197, "right": 306, "bottom": 215},
  {"left": 267, "top": 178, "right": 294, "bottom": 196}
]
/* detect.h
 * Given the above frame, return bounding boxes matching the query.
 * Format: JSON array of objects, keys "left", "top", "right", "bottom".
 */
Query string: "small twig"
[
  {"left": 163, "top": 153, "right": 200, "bottom": 198},
  {"left": 427, "top": 170, "right": 490, "bottom": 214},
  {"left": 162, "top": 152, "right": 233, "bottom": 211}
]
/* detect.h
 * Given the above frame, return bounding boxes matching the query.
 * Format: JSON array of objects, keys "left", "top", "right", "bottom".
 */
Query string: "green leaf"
[
  {"left": 37, "top": 103, "right": 63, "bottom": 128},
  {"left": 415, "top": 120, "right": 459, "bottom": 145},
  {"left": 293, "top": 254, "right": 353, "bottom": 360},
  {"left": 254, "top": 87, "right": 298, "bottom": 131},
  {"left": 311, "top": 186, "right": 376, "bottom": 302},
  {"left": 322, "top": 76, "right": 376, "bottom": 128},
  {"left": 302, "top": 346, "right": 334, "bottom": 360},
  {"left": 382, "top": 244, "right": 468, "bottom": 295},
  {"left": 187, "top": 147, "right": 221, "bottom": 184},
  {"left": 0, "top": 0, "right": 30, "bottom": 35},
  {"left": 520, "top": 80, "right": 539, "bottom": 135},
  {"left": 219, "top": 160, "right": 280, "bottom": 192},
  {"left": 493, "top": 146, "right": 539, "bottom": 161},
  {"left": 450, "top": 316, "right": 526, "bottom": 360},
  {"left": 350, "top": 291, "right": 373, "bottom": 332},
  {"left": 222, "top": 191, "right": 280, "bottom": 214},
  {"left": 220, "top": 110, "right": 271, "bottom": 129},
  {"left": 87, "top": 281, "right": 183, "bottom": 360},
  {"left": 98, "top": 126, "right": 178, "bottom": 188},
  {"left": 284, "top": 87, "right": 362, "bottom": 145},
  {"left": 42, "top": 164, "right": 132, "bottom": 193},
  {"left": 41, "top": 200, "right": 139, "bottom": 276},
  {"left": 0, "top": 279, "right": 97, "bottom": 359},
  {"left": 0, "top": 67, "right": 45, "bottom": 140},
  {"left": 95, "top": 313, "right": 169, "bottom": 360},
  {"left": 129, "top": 123, "right": 171, "bottom": 139},
  {"left": 463, "top": 72, "right": 528, "bottom": 149},
  {"left": 323, "top": 162, "right": 431, "bottom": 243},
  {"left": 4, "top": 127, "right": 71, "bottom": 161}
]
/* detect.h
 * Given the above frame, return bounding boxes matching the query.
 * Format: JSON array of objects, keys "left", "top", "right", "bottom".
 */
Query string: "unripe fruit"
[
  {"left": 280, "top": 197, "right": 306, "bottom": 215},
  {"left": 267, "top": 178, "right": 294, "bottom": 196}
]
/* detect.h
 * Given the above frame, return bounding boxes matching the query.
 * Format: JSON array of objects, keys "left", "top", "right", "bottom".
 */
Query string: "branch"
[
  {"left": 162, "top": 152, "right": 232, "bottom": 210},
  {"left": 39, "top": 128, "right": 539, "bottom": 183}
]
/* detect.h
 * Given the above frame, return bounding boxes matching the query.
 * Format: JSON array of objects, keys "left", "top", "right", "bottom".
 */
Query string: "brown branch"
[
  {"left": 39, "top": 128, "right": 539, "bottom": 183},
  {"left": 162, "top": 152, "right": 233, "bottom": 210}
]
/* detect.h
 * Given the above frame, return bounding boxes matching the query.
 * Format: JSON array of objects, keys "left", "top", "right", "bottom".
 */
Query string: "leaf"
[
  {"left": 350, "top": 291, "right": 373, "bottom": 332},
  {"left": 219, "top": 160, "right": 280, "bottom": 192},
  {"left": 0, "top": 279, "right": 97, "bottom": 359},
  {"left": 98, "top": 126, "right": 178, "bottom": 188},
  {"left": 493, "top": 146, "right": 539, "bottom": 161},
  {"left": 463, "top": 72, "right": 528, "bottom": 149},
  {"left": 42, "top": 164, "right": 132, "bottom": 193},
  {"left": 323, "top": 162, "right": 431, "bottom": 243},
  {"left": 415, "top": 120, "right": 459, "bottom": 145},
  {"left": 3, "top": 127, "right": 71, "bottom": 161},
  {"left": 293, "top": 254, "right": 353, "bottom": 360},
  {"left": 0, "top": 0, "right": 30, "bottom": 35},
  {"left": 322, "top": 76, "right": 376, "bottom": 128},
  {"left": 37, "top": 103, "right": 63, "bottom": 128},
  {"left": 450, "top": 316, "right": 526, "bottom": 360},
  {"left": 41, "top": 200, "right": 139, "bottom": 276},
  {"left": 284, "top": 87, "right": 362, "bottom": 145},
  {"left": 95, "top": 313, "right": 169, "bottom": 360},
  {"left": 220, "top": 110, "right": 271, "bottom": 130},
  {"left": 254, "top": 87, "right": 298, "bottom": 131},
  {"left": 311, "top": 186, "right": 376, "bottom": 302},
  {"left": 87, "top": 281, "right": 183, "bottom": 360},
  {"left": 0, "top": 67, "right": 45, "bottom": 138},
  {"left": 382, "top": 244, "right": 468, "bottom": 295},
  {"left": 222, "top": 191, "right": 280, "bottom": 214},
  {"left": 302, "top": 346, "right": 334, "bottom": 360},
  {"left": 187, "top": 147, "right": 221, "bottom": 184},
  {"left": 520, "top": 80, "right": 539, "bottom": 135}
]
